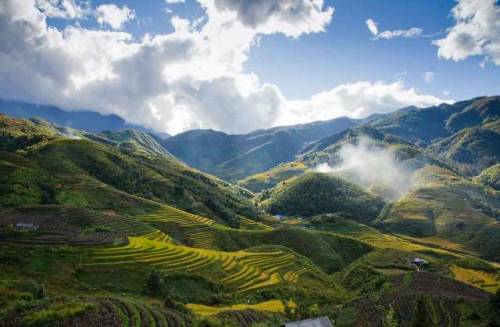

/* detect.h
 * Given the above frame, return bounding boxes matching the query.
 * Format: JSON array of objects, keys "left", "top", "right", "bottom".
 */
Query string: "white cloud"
[
  {"left": 316, "top": 137, "right": 414, "bottom": 200},
  {"left": 209, "top": 0, "right": 334, "bottom": 37},
  {"left": 423, "top": 71, "right": 435, "bottom": 83},
  {"left": 434, "top": 0, "right": 500, "bottom": 65},
  {"left": 279, "top": 81, "right": 450, "bottom": 126},
  {"left": 366, "top": 18, "right": 423, "bottom": 40},
  {"left": 96, "top": 4, "right": 135, "bottom": 30},
  {"left": 365, "top": 19, "right": 378, "bottom": 36},
  {"left": 35, "top": 0, "right": 90, "bottom": 19},
  {"left": 165, "top": 0, "right": 185, "bottom": 3},
  {"left": 377, "top": 27, "right": 423, "bottom": 40},
  {"left": 0, "top": 0, "right": 449, "bottom": 135}
]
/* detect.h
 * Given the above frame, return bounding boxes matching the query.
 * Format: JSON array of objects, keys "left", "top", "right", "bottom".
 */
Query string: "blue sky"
[
  {"left": 2, "top": 0, "right": 499, "bottom": 134},
  {"left": 246, "top": 0, "right": 500, "bottom": 100}
]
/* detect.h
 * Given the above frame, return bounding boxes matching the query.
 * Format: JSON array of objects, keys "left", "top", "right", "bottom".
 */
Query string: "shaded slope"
[
  {"left": 369, "top": 96, "right": 500, "bottom": 146},
  {"left": 428, "top": 125, "right": 500, "bottom": 175},
  {"left": 163, "top": 117, "right": 357, "bottom": 181}
]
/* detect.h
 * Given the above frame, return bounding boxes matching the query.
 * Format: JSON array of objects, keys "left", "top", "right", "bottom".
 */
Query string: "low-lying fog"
[{"left": 315, "top": 137, "right": 414, "bottom": 200}]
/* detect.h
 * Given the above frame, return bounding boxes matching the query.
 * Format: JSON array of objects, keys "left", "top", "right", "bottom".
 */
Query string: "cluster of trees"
[{"left": 267, "top": 173, "right": 385, "bottom": 223}]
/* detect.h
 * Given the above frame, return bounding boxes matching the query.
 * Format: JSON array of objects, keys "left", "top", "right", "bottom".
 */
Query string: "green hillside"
[
  {"left": 428, "top": 126, "right": 500, "bottom": 175},
  {"left": 237, "top": 162, "right": 308, "bottom": 193},
  {"left": 0, "top": 115, "right": 263, "bottom": 226},
  {"left": 263, "top": 172, "right": 385, "bottom": 223},
  {"left": 476, "top": 164, "right": 500, "bottom": 190},
  {"left": 1, "top": 104, "right": 500, "bottom": 327},
  {"left": 369, "top": 96, "right": 499, "bottom": 146},
  {"left": 378, "top": 165, "right": 500, "bottom": 261},
  {"left": 98, "top": 129, "right": 174, "bottom": 158}
]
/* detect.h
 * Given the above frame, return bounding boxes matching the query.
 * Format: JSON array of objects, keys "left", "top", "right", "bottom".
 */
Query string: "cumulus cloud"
[
  {"left": 366, "top": 18, "right": 423, "bottom": 40},
  {"left": 0, "top": 0, "right": 449, "bottom": 135},
  {"left": 434, "top": 0, "right": 500, "bottom": 65},
  {"left": 316, "top": 137, "right": 414, "bottom": 200},
  {"left": 0, "top": 0, "right": 338, "bottom": 134},
  {"left": 210, "top": 0, "right": 334, "bottom": 37},
  {"left": 279, "top": 81, "right": 450, "bottom": 126},
  {"left": 96, "top": 4, "right": 135, "bottom": 30}
]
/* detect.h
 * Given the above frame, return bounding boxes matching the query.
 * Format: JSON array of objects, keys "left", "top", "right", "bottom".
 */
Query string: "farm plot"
[
  {"left": 214, "top": 310, "right": 271, "bottom": 327},
  {"left": 136, "top": 206, "right": 272, "bottom": 249},
  {"left": 451, "top": 265, "right": 500, "bottom": 293},
  {"left": 57, "top": 298, "right": 190, "bottom": 327},
  {"left": 86, "top": 235, "right": 311, "bottom": 292},
  {"left": 2, "top": 205, "right": 156, "bottom": 245},
  {"left": 186, "top": 299, "right": 293, "bottom": 316},
  {"left": 137, "top": 206, "right": 217, "bottom": 249}
]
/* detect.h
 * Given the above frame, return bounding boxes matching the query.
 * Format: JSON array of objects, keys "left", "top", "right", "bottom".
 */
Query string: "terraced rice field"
[
  {"left": 86, "top": 235, "right": 309, "bottom": 292},
  {"left": 137, "top": 206, "right": 217, "bottom": 249},
  {"left": 93, "top": 298, "right": 189, "bottom": 327},
  {"left": 186, "top": 299, "right": 294, "bottom": 316},
  {"left": 239, "top": 217, "right": 273, "bottom": 231},
  {"left": 2, "top": 205, "right": 156, "bottom": 245},
  {"left": 451, "top": 265, "right": 500, "bottom": 293},
  {"left": 136, "top": 206, "right": 272, "bottom": 249}
]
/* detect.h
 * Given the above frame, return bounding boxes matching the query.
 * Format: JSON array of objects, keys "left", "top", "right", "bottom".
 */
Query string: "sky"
[{"left": 0, "top": 0, "right": 499, "bottom": 135}]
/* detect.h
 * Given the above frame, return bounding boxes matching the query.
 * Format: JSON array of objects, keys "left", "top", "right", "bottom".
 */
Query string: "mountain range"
[{"left": 0, "top": 95, "right": 499, "bottom": 326}]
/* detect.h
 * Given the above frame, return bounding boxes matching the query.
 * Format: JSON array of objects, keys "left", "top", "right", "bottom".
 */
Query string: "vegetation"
[
  {"left": 0, "top": 114, "right": 264, "bottom": 225},
  {"left": 378, "top": 165, "right": 500, "bottom": 261},
  {"left": 238, "top": 162, "right": 308, "bottom": 193},
  {"left": 0, "top": 95, "right": 499, "bottom": 327},
  {"left": 264, "top": 172, "right": 385, "bottom": 223},
  {"left": 476, "top": 164, "right": 500, "bottom": 190}
]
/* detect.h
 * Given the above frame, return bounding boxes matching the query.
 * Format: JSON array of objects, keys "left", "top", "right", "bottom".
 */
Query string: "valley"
[{"left": 1, "top": 96, "right": 500, "bottom": 326}]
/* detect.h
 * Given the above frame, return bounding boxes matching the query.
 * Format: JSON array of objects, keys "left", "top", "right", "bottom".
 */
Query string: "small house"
[
  {"left": 284, "top": 316, "right": 333, "bottom": 327},
  {"left": 410, "top": 257, "right": 428, "bottom": 271},
  {"left": 410, "top": 257, "right": 427, "bottom": 266},
  {"left": 15, "top": 222, "right": 39, "bottom": 231}
]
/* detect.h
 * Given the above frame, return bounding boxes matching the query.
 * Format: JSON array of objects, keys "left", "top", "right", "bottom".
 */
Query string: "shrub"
[
  {"left": 18, "top": 280, "right": 45, "bottom": 300},
  {"left": 146, "top": 270, "right": 162, "bottom": 294}
]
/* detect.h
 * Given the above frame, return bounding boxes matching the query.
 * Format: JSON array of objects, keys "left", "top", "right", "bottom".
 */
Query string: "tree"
[
  {"left": 488, "top": 289, "right": 500, "bottom": 327},
  {"left": 147, "top": 270, "right": 162, "bottom": 294}
]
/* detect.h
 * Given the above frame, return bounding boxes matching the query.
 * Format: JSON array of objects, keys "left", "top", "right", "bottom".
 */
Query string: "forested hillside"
[{"left": 1, "top": 96, "right": 499, "bottom": 326}]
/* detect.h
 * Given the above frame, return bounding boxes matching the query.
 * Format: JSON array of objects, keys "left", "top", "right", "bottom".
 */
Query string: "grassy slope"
[
  {"left": 263, "top": 172, "right": 385, "bottom": 223},
  {"left": 378, "top": 165, "right": 500, "bottom": 261},
  {"left": 98, "top": 129, "right": 174, "bottom": 158},
  {"left": 1, "top": 112, "right": 500, "bottom": 326},
  {"left": 0, "top": 114, "right": 264, "bottom": 226},
  {"left": 475, "top": 164, "right": 500, "bottom": 190},
  {"left": 134, "top": 205, "right": 372, "bottom": 275},
  {"left": 427, "top": 124, "right": 500, "bottom": 175},
  {"left": 237, "top": 162, "right": 308, "bottom": 193},
  {"left": 1, "top": 201, "right": 499, "bottom": 326}
]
